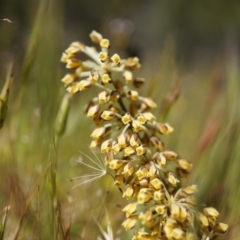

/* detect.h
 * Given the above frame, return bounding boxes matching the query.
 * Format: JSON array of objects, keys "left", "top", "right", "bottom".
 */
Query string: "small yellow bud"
[
  {"left": 66, "top": 58, "right": 82, "bottom": 69},
  {"left": 137, "top": 188, "right": 153, "bottom": 203},
  {"left": 135, "top": 166, "right": 148, "bottom": 180},
  {"left": 70, "top": 41, "right": 85, "bottom": 50},
  {"left": 129, "top": 134, "right": 140, "bottom": 148},
  {"left": 105, "top": 151, "right": 114, "bottom": 163},
  {"left": 182, "top": 185, "right": 198, "bottom": 195},
  {"left": 123, "top": 185, "right": 134, "bottom": 199},
  {"left": 65, "top": 46, "right": 80, "bottom": 55},
  {"left": 137, "top": 115, "right": 147, "bottom": 124},
  {"left": 203, "top": 207, "right": 219, "bottom": 218},
  {"left": 184, "top": 196, "right": 197, "bottom": 205},
  {"left": 150, "top": 137, "right": 164, "bottom": 151},
  {"left": 150, "top": 178, "right": 164, "bottom": 190},
  {"left": 163, "top": 151, "right": 178, "bottom": 161},
  {"left": 121, "top": 113, "right": 132, "bottom": 124},
  {"left": 156, "top": 122, "right": 174, "bottom": 135},
  {"left": 122, "top": 203, "right": 138, "bottom": 218},
  {"left": 214, "top": 222, "right": 228, "bottom": 233},
  {"left": 89, "top": 30, "right": 103, "bottom": 43},
  {"left": 179, "top": 206, "right": 188, "bottom": 222},
  {"left": 171, "top": 228, "right": 185, "bottom": 240},
  {"left": 100, "top": 110, "right": 115, "bottom": 121},
  {"left": 61, "top": 73, "right": 76, "bottom": 86},
  {"left": 142, "top": 112, "right": 156, "bottom": 122},
  {"left": 135, "top": 230, "right": 156, "bottom": 240},
  {"left": 90, "top": 140, "right": 98, "bottom": 148},
  {"left": 101, "top": 139, "right": 112, "bottom": 153},
  {"left": 128, "top": 90, "right": 139, "bottom": 101},
  {"left": 100, "top": 38, "right": 110, "bottom": 48},
  {"left": 111, "top": 143, "right": 122, "bottom": 154},
  {"left": 90, "top": 127, "right": 105, "bottom": 139},
  {"left": 114, "top": 174, "right": 124, "bottom": 186},
  {"left": 109, "top": 159, "right": 125, "bottom": 170},
  {"left": 87, "top": 105, "right": 99, "bottom": 118},
  {"left": 171, "top": 203, "right": 181, "bottom": 220},
  {"left": 99, "top": 51, "right": 108, "bottom": 62},
  {"left": 137, "top": 178, "right": 149, "bottom": 187},
  {"left": 178, "top": 159, "right": 193, "bottom": 172},
  {"left": 142, "top": 97, "right": 157, "bottom": 108},
  {"left": 124, "top": 57, "right": 141, "bottom": 70},
  {"left": 75, "top": 66, "right": 82, "bottom": 76},
  {"left": 123, "top": 146, "right": 135, "bottom": 156},
  {"left": 101, "top": 73, "right": 111, "bottom": 84},
  {"left": 198, "top": 212, "right": 209, "bottom": 227},
  {"left": 123, "top": 70, "right": 132, "bottom": 83},
  {"left": 167, "top": 172, "right": 179, "bottom": 187},
  {"left": 123, "top": 162, "right": 134, "bottom": 177},
  {"left": 111, "top": 53, "right": 121, "bottom": 65},
  {"left": 89, "top": 69, "right": 99, "bottom": 84},
  {"left": 118, "top": 134, "right": 128, "bottom": 148},
  {"left": 98, "top": 91, "right": 110, "bottom": 104},
  {"left": 153, "top": 152, "right": 166, "bottom": 168},
  {"left": 136, "top": 145, "right": 146, "bottom": 155},
  {"left": 153, "top": 189, "right": 165, "bottom": 201},
  {"left": 155, "top": 205, "right": 167, "bottom": 215},
  {"left": 139, "top": 210, "right": 152, "bottom": 224},
  {"left": 66, "top": 82, "right": 79, "bottom": 94},
  {"left": 132, "top": 119, "right": 143, "bottom": 132},
  {"left": 148, "top": 162, "right": 158, "bottom": 177},
  {"left": 78, "top": 80, "right": 92, "bottom": 91},
  {"left": 122, "top": 216, "right": 138, "bottom": 231},
  {"left": 61, "top": 52, "right": 69, "bottom": 63},
  {"left": 144, "top": 219, "right": 156, "bottom": 230}
]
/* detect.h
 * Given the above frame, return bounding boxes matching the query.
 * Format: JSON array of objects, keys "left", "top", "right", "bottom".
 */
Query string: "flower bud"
[
  {"left": 101, "top": 110, "right": 115, "bottom": 120},
  {"left": 111, "top": 53, "right": 121, "bottom": 65},
  {"left": 128, "top": 90, "right": 139, "bottom": 101},
  {"left": 87, "top": 105, "right": 99, "bottom": 118},
  {"left": 122, "top": 203, "right": 138, "bottom": 217},
  {"left": 101, "top": 139, "right": 112, "bottom": 153},
  {"left": 89, "top": 69, "right": 99, "bottom": 84},
  {"left": 122, "top": 216, "right": 138, "bottom": 231},
  {"left": 142, "top": 112, "right": 156, "bottom": 122},
  {"left": 123, "top": 70, "right": 132, "bottom": 83},
  {"left": 123, "top": 146, "right": 135, "bottom": 156},
  {"left": 90, "top": 127, "right": 105, "bottom": 139},
  {"left": 109, "top": 159, "right": 125, "bottom": 170},
  {"left": 136, "top": 145, "right": 146, "bottom": 155},
  {"left": 99, "top": 51, "right": 108, "bottom": 62},
  {"left": 123, "top": 162, "right": 134, "bottom": 177},
  {"left": 61, "top": 73, "right": 76, "bottom": 86},
  {"left": 98, "top": 91, "right": 110, "bottom": 104},
  {"left": 167, "top": 172, "right": 179, "bottom": 187},
  {"left": 137, "top": 188, "right": 153, "bottom": 203},
  {"left": 100, "top": 38, "right": 110, "bottom": 48},
  {"left": 156, "top": 123, "right": 174, "bottom": 135},
  {"left": 122, "top": 113, "right": 132, "bottom": 124},
  {"left": 89, "top": 30, "right": 103, "bottom": 43},
  {"left": 66, "top": 58, "right": 82, "bottom": 69},
  {"left": 150, "top": 178, "right": 164, "bottom": 190}
]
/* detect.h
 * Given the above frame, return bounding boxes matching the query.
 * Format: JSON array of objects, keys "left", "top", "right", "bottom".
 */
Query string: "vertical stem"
[{"left": 51, "top": 93, "right": 71, "bottom": 239}]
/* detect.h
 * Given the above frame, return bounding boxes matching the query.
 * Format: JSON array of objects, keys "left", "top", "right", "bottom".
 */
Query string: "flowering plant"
[{"left": 60, "top": 31, "right": 228, "bottom": 240}]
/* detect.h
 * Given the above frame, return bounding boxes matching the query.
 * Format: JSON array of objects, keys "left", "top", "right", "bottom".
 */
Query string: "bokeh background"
[{"left": 0, "top": 0, "right": 240, "bottom": 239}]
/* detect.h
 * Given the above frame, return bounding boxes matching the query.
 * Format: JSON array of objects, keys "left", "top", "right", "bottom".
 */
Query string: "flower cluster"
[{"left": 61, "top": 31, "right": 228, "bottom": 240}]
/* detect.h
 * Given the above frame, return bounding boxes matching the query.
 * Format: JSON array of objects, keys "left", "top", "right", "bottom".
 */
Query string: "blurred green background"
[{"left": 0, "top": 0, "right": 240, "bottom": 239}]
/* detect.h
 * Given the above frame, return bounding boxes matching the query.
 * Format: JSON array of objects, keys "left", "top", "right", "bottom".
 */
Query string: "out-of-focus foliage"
[{"left": 0, "top": 0, "right": 239, "bottom": 239}]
